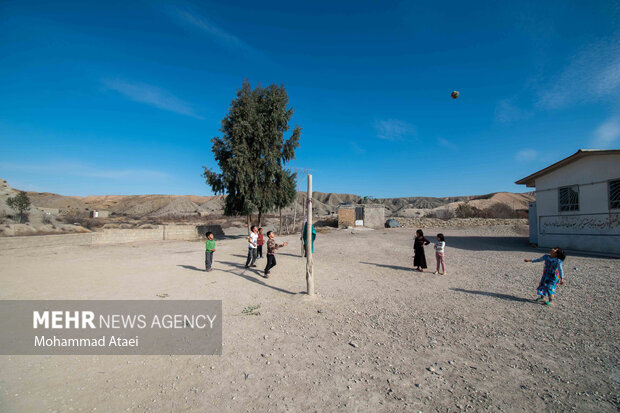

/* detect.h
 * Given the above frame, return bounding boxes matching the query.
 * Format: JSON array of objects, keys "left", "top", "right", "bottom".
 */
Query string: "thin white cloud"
[
  {"left": 102, "top": 79, "right": 203, "bottom": 119},
  {"left": 375, "top": 119, "right": 416, "bottom": 141},
  {"left": 592, "top": 117, "right": 620, "bottom": 148},
  {"left": 515, "top": 149, "right": 539, "bottom": 162},
  {"left": 437, "top": 137, "right": 457, "bottom": 150},
  {"left": 0, "top": 161, "right": 171, "bottom": 181},
  {"left": 536, "top": 33, "right": 620, "bottom": 109},
  {"left": 168, "top": 7, "right": 263, "bottom": 58},
  {"left": 349, "top": 141, "right": 366, "bottom": 154},
  {"left": 495, "top": 99, "right": 532, "bottom": 123}
]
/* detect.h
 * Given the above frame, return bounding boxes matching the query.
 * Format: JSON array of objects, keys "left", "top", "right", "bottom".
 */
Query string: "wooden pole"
[
  {"left": 300, "top": 195, "right": 305, "bottom": 256},
  {"left": 292, "top": 193, "right": 298, "bottom": 233},
  {"left": 306, "top": 175, "right": 315, "bottom": 296}
]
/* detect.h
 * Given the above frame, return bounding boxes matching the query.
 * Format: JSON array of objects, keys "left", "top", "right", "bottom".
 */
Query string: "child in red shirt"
[{"left": 257, "top": 227, "right": 264, "bottom": 259}]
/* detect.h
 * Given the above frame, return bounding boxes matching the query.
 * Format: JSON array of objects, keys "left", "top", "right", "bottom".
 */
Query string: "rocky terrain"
[{"left": 0, "top": 226, "right": 617, "bottom": 411}]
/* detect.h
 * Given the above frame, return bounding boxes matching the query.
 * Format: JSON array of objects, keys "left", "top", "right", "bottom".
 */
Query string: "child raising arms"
[{"left": 524, "top": 247, "right": 566, "bottom": 306}]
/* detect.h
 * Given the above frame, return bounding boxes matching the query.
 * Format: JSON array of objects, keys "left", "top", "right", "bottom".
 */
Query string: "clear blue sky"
[{"left": 1, "top": 0, "right": 619, "bottom": 197}]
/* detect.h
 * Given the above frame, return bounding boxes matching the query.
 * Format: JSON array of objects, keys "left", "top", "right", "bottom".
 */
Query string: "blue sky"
[{"left": 1, "top": 0, "right": 619, "bottom": 197}]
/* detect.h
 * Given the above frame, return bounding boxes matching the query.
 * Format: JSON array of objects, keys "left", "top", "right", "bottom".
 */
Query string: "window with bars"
[
  {"left": 610, "top": 180, "right": 620, "bottom": 209},
  {"left": 559, "top": 186, "right": 579, "bottom": 211}
]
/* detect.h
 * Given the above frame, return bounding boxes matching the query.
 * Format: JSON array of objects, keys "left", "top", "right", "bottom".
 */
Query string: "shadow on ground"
[
  {"left": 216, "top": 260, "right": 297, "bottom": 295},
  {"left": 446, "top": 236, "right": 531, "bottom": 252},
  {"left": 278, "top": 252, "right": 304, "bottom": 258},
  {"left": 177, "top": 264, "right": 203, "bottom": 272},
  {"left": 450, "top": 288, "right": 534, "bottom": 303},
  {"left": 360, "top": 262, "right": 412, "bottom": 272}
]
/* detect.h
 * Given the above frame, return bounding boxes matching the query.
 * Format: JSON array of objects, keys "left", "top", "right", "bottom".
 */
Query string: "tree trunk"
[
  {"left": 278, "top": 208, "right": 282, "bottom": 235},
  {"left": 247, "top": 215, "right": 251, "bottom": 235},
  {"left": 258, "top": 211, "right": 262, "bottom": 228}
]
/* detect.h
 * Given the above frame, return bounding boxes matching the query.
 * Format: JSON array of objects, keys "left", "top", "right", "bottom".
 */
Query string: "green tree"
[
  {"left": 6, "top": 191, "right": 31, "bottom": 223},
  {"left": 203, "top": 80, "right": 301, "bottom": 228},
  {"left": 273, "top": 168, "right": 298, "bottom": 234}
]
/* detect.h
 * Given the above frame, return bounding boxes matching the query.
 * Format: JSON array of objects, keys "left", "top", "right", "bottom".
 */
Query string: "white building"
[{"left": 516, "top": 149, "right": 620, "bottom": 255}]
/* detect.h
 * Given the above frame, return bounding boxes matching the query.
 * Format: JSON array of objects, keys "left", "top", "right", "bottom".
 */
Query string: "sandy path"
[{"left": 0, "top": 227, "right": 618, "bottom": 412}]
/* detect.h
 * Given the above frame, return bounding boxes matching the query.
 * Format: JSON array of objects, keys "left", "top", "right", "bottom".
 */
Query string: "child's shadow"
[
  {"left": 450, "top": 288, "right": 533, "bottom": 303},
  {"left": 177, "top": 264, "right": 204, "bottom": 272},
  {"left": 217, "top": 261, "right": 297, "bottom": 295},
  {"left": 360, "top": 262, "right": 412, "bottom": 272}
]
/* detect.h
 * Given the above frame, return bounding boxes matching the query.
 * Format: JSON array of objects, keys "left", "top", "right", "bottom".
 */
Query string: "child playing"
[
  {"left": 257, "top": 227, "right": 264, "bottom": 259},
  {"left": 524, "top": 247, "right": 566, "bottom": 306},
  {"left": 264, "top": 231, "right": 288, "bottom": 278},
  {"left": 433, "top": 233, "right": 446, "bottom": 275},
  {"left": 205, "top": 231, "right": 215, "bottom": 272},
  {"left": 245, "top": 226, "right": 258, "bottom": 268},
  {"left": 413, "top": 229, "right": 430, "bottom": 272}
]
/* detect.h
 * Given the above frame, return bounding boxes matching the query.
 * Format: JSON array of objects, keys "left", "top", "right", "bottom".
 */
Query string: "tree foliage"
[
  {"left": 203, "top": 80, "right": 301, "bottom": 217},
  {"left": 6, "top": 191, "right": 31, "bottom": 223}
]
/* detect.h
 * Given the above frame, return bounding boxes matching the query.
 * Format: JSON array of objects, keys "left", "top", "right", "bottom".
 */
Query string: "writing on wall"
[{"left": 540, "top": 213, "right": 620, "bottom": 235}]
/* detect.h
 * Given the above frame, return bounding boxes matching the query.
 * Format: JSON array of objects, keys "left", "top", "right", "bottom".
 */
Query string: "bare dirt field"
[{"left": 0, "top": 226, "right": 618, "bottom": 412}]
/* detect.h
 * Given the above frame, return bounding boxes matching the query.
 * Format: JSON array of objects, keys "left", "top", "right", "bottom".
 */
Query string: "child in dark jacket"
[{"left": 264, "top": 231, "right": 287, "bottom": 278}]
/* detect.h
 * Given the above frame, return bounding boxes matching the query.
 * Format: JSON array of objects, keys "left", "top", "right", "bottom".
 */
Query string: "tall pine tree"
[{"left": 203, "top": 80, "right": 301, "bottom": 226}]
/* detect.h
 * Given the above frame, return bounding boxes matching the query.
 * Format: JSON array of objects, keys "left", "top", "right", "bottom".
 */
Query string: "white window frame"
[{"left": 558, "top": 185, "right": 579, "bottom": 212}]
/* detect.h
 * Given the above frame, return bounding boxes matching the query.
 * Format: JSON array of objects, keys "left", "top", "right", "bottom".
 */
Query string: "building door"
[{"left": 355, "top": 206, "right": 364, "bottom": 226}]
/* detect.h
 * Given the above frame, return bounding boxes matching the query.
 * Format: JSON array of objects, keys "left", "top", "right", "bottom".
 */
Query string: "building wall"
[
  {"left": 363, "top": 206, "right": 385, "bottom": 229},
  {"left": 338, "top": 208, "right": 356, "bottom": 228},
  {"left": 533, "top": 154, "right": 620, "bottom": 255}
]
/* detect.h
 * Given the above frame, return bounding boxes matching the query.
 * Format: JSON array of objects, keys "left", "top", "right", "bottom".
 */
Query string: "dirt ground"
[{"left": 0, "top": 226, "right": 618, "bottom": 412}]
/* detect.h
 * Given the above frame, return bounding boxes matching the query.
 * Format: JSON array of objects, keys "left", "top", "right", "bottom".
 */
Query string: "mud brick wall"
[{"left": 338, "top": 207, "right": 356, "bottom": 228}]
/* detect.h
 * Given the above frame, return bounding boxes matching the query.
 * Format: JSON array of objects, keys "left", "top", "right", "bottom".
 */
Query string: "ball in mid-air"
[{"left": 451, "top": 91, "right": 460, "bottom": 99}]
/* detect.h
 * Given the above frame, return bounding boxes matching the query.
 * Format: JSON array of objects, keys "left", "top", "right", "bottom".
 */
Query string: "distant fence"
[{"left": 0, "top": 225, "right": 201, "bottom": 251}]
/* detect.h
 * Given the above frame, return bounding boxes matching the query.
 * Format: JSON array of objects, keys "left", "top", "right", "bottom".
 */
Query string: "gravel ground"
[{"left": 0, "top": 226, "right": 618, "bottom": 412}]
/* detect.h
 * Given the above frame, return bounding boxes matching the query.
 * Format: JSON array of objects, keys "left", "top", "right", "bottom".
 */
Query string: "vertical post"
[
  {"left": 306, "top": 175, "right": 315, "bottom": 296},
  {"left": 300, "top": 195, "right": 306, "bottom": 256},
  {"left": 292, "top": 193, "right": 298, "bottom": 233},
  {"left": 279, "top": 208, "right": 282, "bottom": 235}
]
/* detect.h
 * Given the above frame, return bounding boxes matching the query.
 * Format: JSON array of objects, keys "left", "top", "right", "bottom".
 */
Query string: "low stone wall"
[
  {"left": 392, "top": 217, "right": 529, "bottom": 228},
  {"left": 92, "top": 228, "right": 165, "bottom": 245},
  {"left": 0, "top": 225, "right": 200, "bottom": 250},
  {"left": 163, "top": 225, "right": 199, "bottom": 241},
  {"left": 0, "top": 233, "right": 94, "bottom": 250}
]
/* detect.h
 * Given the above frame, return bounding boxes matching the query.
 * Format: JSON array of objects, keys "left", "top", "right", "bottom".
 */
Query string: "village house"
[
  {"left": 337, "top": 204, "right": 385, "bottom": 229},
  {"left": 516, "top": 149, "right": 620, "bottom": 255}
]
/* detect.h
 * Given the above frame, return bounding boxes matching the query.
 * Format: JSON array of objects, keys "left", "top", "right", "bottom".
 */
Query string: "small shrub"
[
  {"left": 242, "top": 304, "right": 261, "bottom": 316},
  {"left": 484, "top": 203, "right": 513, "bottom": 218},
  {"left": 455, "top": 203, "right": 475, "bottom": 218},
  {"left": 41, "top": 214, "right": 53, "bottom": 225}
]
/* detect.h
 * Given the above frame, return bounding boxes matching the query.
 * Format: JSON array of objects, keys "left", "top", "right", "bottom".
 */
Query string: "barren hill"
[{"left": 1, "top": 178, "right": 534, "bottom": 220}]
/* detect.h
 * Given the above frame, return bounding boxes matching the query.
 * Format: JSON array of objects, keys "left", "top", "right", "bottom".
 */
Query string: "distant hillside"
[{"left": 2, "top": 178, "right": 534, "bottom": 219}]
